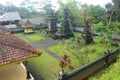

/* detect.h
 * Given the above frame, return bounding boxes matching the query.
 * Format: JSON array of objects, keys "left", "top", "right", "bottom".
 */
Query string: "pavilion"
[
  {"left": 0, "top": 33, "right": 42, "bottom": 80},
  {"left": 21, "top": 19, "right": 35, "bottom": 33}
]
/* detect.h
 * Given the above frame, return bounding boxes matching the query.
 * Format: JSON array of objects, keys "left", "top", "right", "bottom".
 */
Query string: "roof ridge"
[{"left": 0, "top": 42, "right": 41, "bottom": 56}]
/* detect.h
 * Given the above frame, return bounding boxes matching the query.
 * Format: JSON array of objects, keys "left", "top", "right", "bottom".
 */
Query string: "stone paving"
[
  {"left": 30, "top": 38, "right": 57, "bottom": 49},
  {"left": 30, "top": 38, "right": 62, "bottom": 61}
]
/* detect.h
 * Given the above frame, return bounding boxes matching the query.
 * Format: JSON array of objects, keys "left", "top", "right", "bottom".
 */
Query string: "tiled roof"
[
  {"left": 22, "top": 19, "right": 35, "bottom": 28},
  {"left": 20, "top": 18, "right": 42, "bottom": 25},
  {"left": 0, "top": 34, "right": 42, "bottom": 66}
]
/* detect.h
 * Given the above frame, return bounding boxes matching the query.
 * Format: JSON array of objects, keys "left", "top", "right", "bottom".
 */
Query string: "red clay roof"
[{"left": 0, "top": 34, "right": 42, "bottom": 66}]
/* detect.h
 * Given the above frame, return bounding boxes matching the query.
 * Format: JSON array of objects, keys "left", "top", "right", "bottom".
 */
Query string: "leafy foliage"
[
  {"left": 57, "top": 1, "right": 106, "bottom": 27},
  {"left": 105, "top": 0, "right": 120, "bottom": 22},
  {"left": 49, "top": 32, "right": 116, "bottom": 70},
  {"left": 110, "top": 21, "right": 120, "bottom": 34},
  {"left": 90, "top": 5, "right": 106, "bottom": 24},
  {"left": 92, "top": 22, "right": 107, "bottom": 33}
]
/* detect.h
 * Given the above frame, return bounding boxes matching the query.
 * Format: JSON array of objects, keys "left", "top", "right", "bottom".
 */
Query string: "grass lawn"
[
  {"left": 15, "top": 32, "right": 45, "bottom": 41},
  {"left": 15, "top": 33, "right": 29, "bottom": 42},
  {"left": 29, "top": 51, "right": 61, "bottom": 80},
  {"left": 26, "top": 33, "right": 45, "bottom": 41}
]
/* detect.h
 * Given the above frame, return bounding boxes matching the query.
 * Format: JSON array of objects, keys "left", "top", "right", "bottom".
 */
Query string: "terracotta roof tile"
[{"left": 0, "top": 34, "right": 42, "bottom": 66}]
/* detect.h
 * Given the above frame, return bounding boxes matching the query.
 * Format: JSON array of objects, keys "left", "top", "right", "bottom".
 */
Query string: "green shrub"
[
  {"left": 92, "top": 22, "right": 107, "bottom": 33},
  {"left": 110, "top": 21, "right": 120, "bottom": 34}
]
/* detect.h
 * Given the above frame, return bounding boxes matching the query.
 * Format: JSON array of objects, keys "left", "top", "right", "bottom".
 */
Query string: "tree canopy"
[{"left": 0, "top": 0, "right": 120, "bottom": 28}]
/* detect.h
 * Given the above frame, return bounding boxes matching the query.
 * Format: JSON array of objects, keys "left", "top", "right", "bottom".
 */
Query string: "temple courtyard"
[{"left": 15, "top": 31, "right": 118, "bottom": 80}]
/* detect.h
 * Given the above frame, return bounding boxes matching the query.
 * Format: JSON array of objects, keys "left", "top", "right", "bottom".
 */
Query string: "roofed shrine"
[
  {"left": 47, "top": 9, "right": 57, "bottom": 34},
  {"left": 21, "top": 19, "right": 35, "bottom": 33}
]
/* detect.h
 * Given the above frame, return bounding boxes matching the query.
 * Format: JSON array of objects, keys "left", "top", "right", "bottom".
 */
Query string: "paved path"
[
  {"left": 30, "top": 38, "right": 58, "bottom": 50},
  {"left": 19, "top": 33, "right": 62, "bottom": 60},
  {"left": 29, "top": 38, "right": 62, "bottom": 61},
  {"left": 45, "top": 49, "right": 62, "bottom": 61}
]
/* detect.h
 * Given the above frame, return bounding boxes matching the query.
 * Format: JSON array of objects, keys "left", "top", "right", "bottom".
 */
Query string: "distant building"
[
  {"left": 0, "top": 12, "right": 21, "bottom": 25},
  {"left": 0, "top": 12, "right": 45, "bottom": 33},
  {"left": 0, "top": 34, "right": 42, "bottom": 80},
  {"left": 47, "top": 9, "right": 57, "bottom": 34},
  {"left": 0, "top": 12, "right": 24, "bottom": 33},
  {"left": 20, "top": 18, "right": 44, "bottom": 30}
]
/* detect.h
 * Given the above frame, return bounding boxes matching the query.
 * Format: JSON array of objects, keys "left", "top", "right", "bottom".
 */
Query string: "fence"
[{"left": 59, "top": 48, "right": 120, "bottom": 80}]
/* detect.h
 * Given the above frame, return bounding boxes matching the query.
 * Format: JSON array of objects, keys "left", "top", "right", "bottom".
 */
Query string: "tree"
[
  {"left": 57, "top": 1, "right": 106, "bottom": 27},
  {"left": 110, "top": 21, "right": 120, "bottom": 34},
  {"left": 57, "top": 0, "right": 82, "bottom": 26},
  {"left": 81, "top": 4, "right": 92, "bottom": 21},
  {"left": 92, "top": 22, "right": 107, "bottom": 34},
  {"left": 0, "top": 4, "right": 6, "bottom": 15},
  {"left": 105, "top": 0, "right": 120, "bottom": 36},
  {"left": 41, "top": 0, "right": 54, "bottom": 22},
  {"left": 112, "top": 0, "right": 120, "bottom": 21},
  {"left": 90, "top": 5, "right": 106, "bottom": 24},
  {"left": 105, "top": 0, "right": 120, "bottom": 22}
]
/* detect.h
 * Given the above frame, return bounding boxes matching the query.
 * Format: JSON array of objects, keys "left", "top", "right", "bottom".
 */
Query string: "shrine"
[
  {"left": 84, "top": 19, "right": 94, "bottom": 44},
  {"left": 47, "top": 9, "right": 57, "bottom": 34},
  {"left": 22, "top": 19, "right": 35, "bottom": 34},
  {"left": 55, "top": 7, "right": 74, "bottom": 39}
]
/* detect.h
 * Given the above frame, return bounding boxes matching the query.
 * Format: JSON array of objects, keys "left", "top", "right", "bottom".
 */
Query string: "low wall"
[{"left": 65, "top": 48, "right": 120, "bottom": 80}]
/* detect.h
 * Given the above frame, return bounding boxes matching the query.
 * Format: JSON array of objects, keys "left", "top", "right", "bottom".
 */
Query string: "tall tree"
[
  {"left": 57, "top": 0, "right": 82, "bottom": 26},
  {"left": 90, "top": 5, "right": 106, "bottom": 24},
  {"left": 112, "top": 0, "right": 120, "bottom": 21},
  {"left": 105, "top": 0, "right": 120, "bottom": 22},
  {"left": 0, "top": 3, "right": 30, "bottom": 18},
  {"left": 0, "top": 4, "right": 6, "bottom": 15}
]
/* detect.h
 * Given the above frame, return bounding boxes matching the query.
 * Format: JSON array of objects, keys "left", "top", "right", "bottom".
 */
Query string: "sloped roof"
[
  {"left": 0, "top": 12, "right": 21, "bottom": 22},
  {"left": 22, "top": 19, "right": 36, "bottom": 28},
  {"left": 20, "top": 18, "right": 41, "bottom": 25},
  {"left": 0, "top": 34, "right": 42, "bottom": 66}
]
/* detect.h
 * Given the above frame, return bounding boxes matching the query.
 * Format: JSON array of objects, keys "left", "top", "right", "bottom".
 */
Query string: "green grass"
[
  {"left": 49, "top": 34, "right": 117, "bottom": 69},
  {"left": 16, "top": 32, "right": 118, "bottom": 79},
  {"left": 15, "top": 33, "right": 28, "bottom": 42},
  {"left": 90, "top": 54, "right": 120, "bottom": 80},
  {"left": 29, "top": 51, "right": 61, "bottom": 80},
  {"left": 15, "top": 32, "right": 45, "bottom": 41},
  {"left": 26, "top": 33, "right": 45, "bottom": 41}
]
